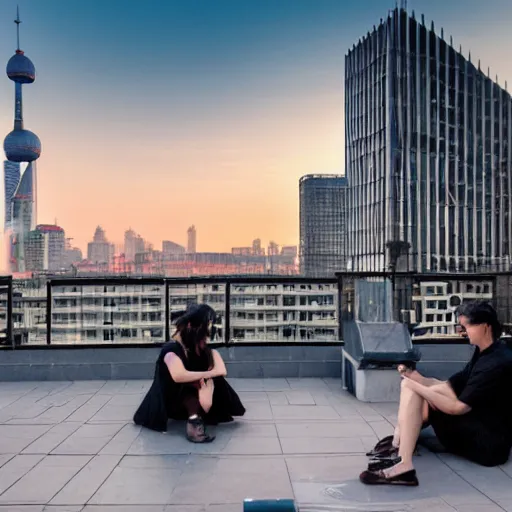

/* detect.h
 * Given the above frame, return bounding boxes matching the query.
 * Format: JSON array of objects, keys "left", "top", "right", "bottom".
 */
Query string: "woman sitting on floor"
[
  {"left": 361, "top": 300, "right": 512, "bottom": 486},
  {"left": 133, "top": 304, "right": 245, "bottom": 443}
]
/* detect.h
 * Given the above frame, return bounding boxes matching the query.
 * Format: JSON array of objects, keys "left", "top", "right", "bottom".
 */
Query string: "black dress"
[
  {"left": 428, "top": 341, "right": 512, "bottom": 467},
  {"left": 133, "top": 342, "right": 246, "bottom": 432}
]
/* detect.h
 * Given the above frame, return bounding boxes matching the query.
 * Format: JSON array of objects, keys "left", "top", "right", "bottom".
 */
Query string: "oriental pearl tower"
[{"left": 3, "top": 8, "right": 41, "bottom": 273}]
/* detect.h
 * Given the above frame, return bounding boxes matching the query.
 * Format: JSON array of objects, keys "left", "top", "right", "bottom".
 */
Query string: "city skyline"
[{"left": 1, "top": 0, "right": 512, "bottom": 253}]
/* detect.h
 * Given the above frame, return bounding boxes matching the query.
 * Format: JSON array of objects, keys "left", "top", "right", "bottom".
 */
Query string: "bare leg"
[
  {"left": 198, "top": 378, "right": 214, "bottom": 413},
  {"left": 385, "top": 380, "right": 426, "bottom": 476}
]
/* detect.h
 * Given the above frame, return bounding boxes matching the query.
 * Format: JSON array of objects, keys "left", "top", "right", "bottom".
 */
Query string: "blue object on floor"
[{"left": 243, "top": 498, "right": 297, "bottom": 511}]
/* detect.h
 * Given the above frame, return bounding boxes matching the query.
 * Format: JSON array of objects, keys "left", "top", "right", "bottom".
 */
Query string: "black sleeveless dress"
[{"left": 133, "top": 342, "right": 246, "bottom": 432}]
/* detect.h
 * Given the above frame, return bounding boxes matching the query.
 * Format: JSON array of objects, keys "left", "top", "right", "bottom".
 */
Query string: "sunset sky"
[{"left": 0, "top": 0, "right": 511, "bottom": 253}]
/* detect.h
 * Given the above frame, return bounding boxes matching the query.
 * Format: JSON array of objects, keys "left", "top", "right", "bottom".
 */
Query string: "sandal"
[
  {"left": 366, "top": 435, "right": 394, "bottom": 457},
  {"left": 360, "top": 468, "right": 419, "bottom": 486},
  {"left": 186, "top": 417, "right": 215, "bottom": 443},
  {"left": 368, "top": 455, "right": 402, "bottom": 472}
]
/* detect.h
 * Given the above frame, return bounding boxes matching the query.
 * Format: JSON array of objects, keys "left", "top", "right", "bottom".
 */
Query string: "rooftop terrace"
[{"left": 1, "top": 378, "right": 512, "bottom": 511}]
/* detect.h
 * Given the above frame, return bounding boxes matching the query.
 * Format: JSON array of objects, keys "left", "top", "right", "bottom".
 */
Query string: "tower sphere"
[
  {"left": 4, "top": 129, "right": 41, "bottom": 162},
  {"left": 6, "top": 50, "right": 35, "bottom": 84}
]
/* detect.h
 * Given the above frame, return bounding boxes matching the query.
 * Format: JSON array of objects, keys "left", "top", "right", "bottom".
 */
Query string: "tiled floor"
[{"left": 0, "top": 378, "right": 511, "bottom": 511}]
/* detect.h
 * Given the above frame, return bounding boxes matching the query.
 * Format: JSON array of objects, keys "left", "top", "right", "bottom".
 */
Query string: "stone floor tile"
[
  {"left": 0, "top": 455, "right": 91, "bottom": 505},
  {"left": 22, "top": 422, "right": 83, "bottom": 455},
  {"left": 0, "top": 425, "right": 51, "bottom": 454},
  {"left": 0, "top": 455, "right": 14, "bottom": 469},
  {"left": 52, "top": 424, "right": 125, "bottom": 455},
  {"left": 99, "top": 424, "right": 141, "bottom": 455},
  {"left": 241, "top": 402, "right": 273, "bottom": 420},
  {"left": 266, "top": 392, "right": 289, "bottom": 405},
  {"left": 271, "top": 405, "right": 340, "bottom": 420},
  {"left": 280, "top": 436, "right": 366, "bottom": 455},
  {"left": 83, "top": 507, "right": 165, "bottom": 512},
  {"left": 0, "top": 506, "right": 44, "bottom": 512},
  {"left": 285, "top": 391, "right": 315, "bottom": 405},
  {"left": 50, "top": 455, "right": 122, "bottom": 505},
  {"left": 236, "top": 391, "right": 269, "bottom": 403},
  {"left": 222, "top": 436, "right": 282, "bottom": 455},
  {"left": 88, "top": 405, "right": 135, "bottom": 423},
  {"left": 44, "top": 507, "right": 84, "bottom": 512},
  {"left": 169, "top": 457, "right": 293, "bottom": 505},
  {"left": 88, "top": 466, "right": 181, "bottom": 505},
  {"left": 0, "top": 454, "right": 45, "bottom": 495},
  {"left": 64, "top": 395, "right": 113, "bottom": 423},
  {"left": 277, "top": 420, "right": 374, "bottom": 438}
]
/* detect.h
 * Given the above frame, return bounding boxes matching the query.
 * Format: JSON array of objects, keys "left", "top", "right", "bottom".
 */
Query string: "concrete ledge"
[
  {"left": 0, "top": 345, "right": 343, "bottom": 381},
  {"left": 0, "top": 343, "right": 473, "bottom": 382},
  {"left": 415, "top": 343, "right": 472, "bottom": 379}
]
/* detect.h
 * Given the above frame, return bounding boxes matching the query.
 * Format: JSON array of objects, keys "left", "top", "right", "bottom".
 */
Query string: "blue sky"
[{"left": 0, "top": 0, "right": 511, "bottom": 251}]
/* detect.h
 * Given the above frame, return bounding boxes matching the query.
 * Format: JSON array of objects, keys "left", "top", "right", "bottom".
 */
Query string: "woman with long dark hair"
[
  {"left": 134, "top": 304, "right": 245, "bottom": 442},
  {"left": 361, "top": 300, "right": 512, "bottom": 486}
]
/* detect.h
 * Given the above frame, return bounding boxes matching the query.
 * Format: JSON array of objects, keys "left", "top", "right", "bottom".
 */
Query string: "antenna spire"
[{"left": 14, "top": 6, "right": 21, "bottom": 51}]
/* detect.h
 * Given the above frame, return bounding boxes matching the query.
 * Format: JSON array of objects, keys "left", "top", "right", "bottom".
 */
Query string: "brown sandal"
[
  {"left": 360, "top": 469, "right": 419, "bottom": 486},
  {"left": 366, "top": 435, "right": 394, "bottom": 457}
]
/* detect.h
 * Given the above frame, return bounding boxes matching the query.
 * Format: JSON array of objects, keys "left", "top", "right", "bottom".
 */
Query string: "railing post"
[
  {"left": 224, "top": 280, "right": 231, "bottom": 345},
  {"left": 164, "top": 279, "right": 170, "bottom": 342},
  {"left": 337, "top": 274, "right": 343, "bottom": 342},
  {"left": 46, "top": 280, "right": 52, "bottom": 345},
  {"left": 7, "top": 277, "right": 13, "bottom": 349}
]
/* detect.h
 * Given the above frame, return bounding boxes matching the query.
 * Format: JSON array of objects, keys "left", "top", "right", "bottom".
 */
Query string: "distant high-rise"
[
  {"left": 187, "top": 225, "right": 197, "bottom": 253},
  {"left": 162, "top": 240, "right": 185, "bottom": 255},
  {"left": 346, "top": 8, "right": 512, "bottom": 272},
  {"left": 124, "top": 228, "right": 145, "bottom": 261},
  {"left": 87, "top": 226, "right": 114, "bottom": 265},
  {"left": 25, "top": 224, "right": 65, "bottom": 271},
  {"left": 299, "top": 174, "right": 348, "bottom": 277},
  {"left": 252, "top": 238, "right": 264, "bottom": 256},
  {"left": 3, "top": 161, "right": 20, "bottom": 229},
  {"left": 3, "top": 9, "right": 42, "bottom": 273}
]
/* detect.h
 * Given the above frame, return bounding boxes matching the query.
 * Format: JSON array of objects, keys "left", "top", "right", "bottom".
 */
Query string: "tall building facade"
[
  {"left": 4, "top": 161, "right": 20, "bottom": 229},
  {"left": 187, "top": 225, "right": 197, "bottom": 253},
  {"left": 299, "top": 174, "right": 348, "bottom": 277},
  {"left": 25, "top": 224, "right": 65, "bottom": 272},
  {"left": 346, "top": 8, "right": 512, "bottom": 272},
  {"left": 124, "top": 228, "right": 145, "bottom": 262},
  {"left": 162, "top": 240, "right": 185, "bottom": 255},
  {"left": 87, "top": 226, "right": 114, "bottom": 266},
  {"left": 3, "top": 9, "right": 42, "bottom": 273}
]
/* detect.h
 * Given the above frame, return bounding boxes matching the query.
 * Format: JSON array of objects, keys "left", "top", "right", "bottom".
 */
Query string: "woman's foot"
[
  {"left": 186, "top": 416, "right": 215, "bottom": 443},
  {"left": 360, "top": 457, "right": 418, "bottom": 486}
]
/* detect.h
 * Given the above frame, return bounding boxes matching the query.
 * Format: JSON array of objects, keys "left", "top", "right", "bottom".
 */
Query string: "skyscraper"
[
  {"left": 25, "top": 224, "right": 65, "bottom": 272},
  {"left": 124, "top": 228, "right": 145, "bottom": 262},
  {"left": 4, "top": 161, "right": 20, "bottom": 229},
  {"left": 87, "top": 226, "right": 114, "bottom": 265},
  {"left": 346, "top": 8, "right": 512, "bottom": 272},
  {"left": 187, "top": 225, "right": 197, "bottom": 254},
  {"left": 3, "top": 8, "right": 41, "bottom": 273},
  {"left": 299, "top": 174, "right": 348, "bottom": 277}
]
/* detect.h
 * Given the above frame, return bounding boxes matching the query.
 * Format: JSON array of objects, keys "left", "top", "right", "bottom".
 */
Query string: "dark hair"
[
  {"left": 173, "top": 304, "right": 215, "bottom": 370},
  {"left": 456, "top": 301, "right": 502, "bottom": 341}
]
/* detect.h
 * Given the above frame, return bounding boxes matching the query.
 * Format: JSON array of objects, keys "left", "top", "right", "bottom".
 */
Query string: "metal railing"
[
  {"left": 6, "top": 276, "right": 340, "bottom": 347},
  {"left": 1, "top": 272, "right": 511, "bottom": 348}
]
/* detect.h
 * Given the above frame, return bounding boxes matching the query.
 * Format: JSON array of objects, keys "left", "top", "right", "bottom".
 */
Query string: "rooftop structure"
[{"left": 0, "top": 377, "right": 508, "bottom": 510}]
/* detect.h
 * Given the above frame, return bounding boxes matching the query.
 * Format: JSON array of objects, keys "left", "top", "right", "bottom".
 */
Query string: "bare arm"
[
  {"left": 164, "top": 352, "right": 213, "bottom": 384},
  {"left": 415, "top": 375, "right": 445, "bottom": 387},
  {"left": 403, "top": 377, "right": 471, "bottom": 416},
  {"left": 211, "top": 349, "right": 227, "bottom": 377}
]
